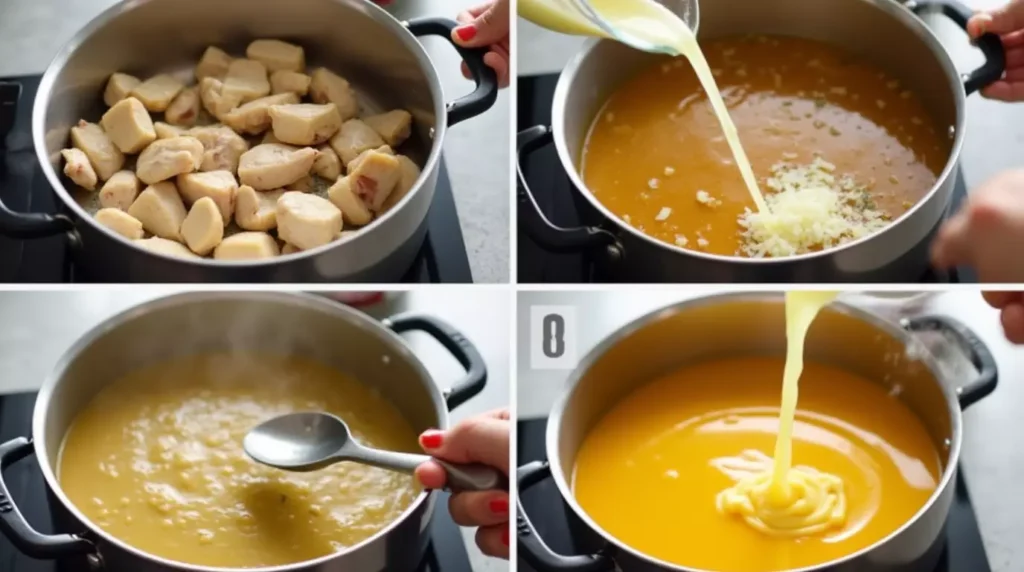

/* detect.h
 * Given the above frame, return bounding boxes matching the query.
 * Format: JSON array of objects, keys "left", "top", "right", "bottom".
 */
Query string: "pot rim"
[
  {"left": 544, "top": 291, "right": 964, "bottom": 572},
  {"left": 31, "top": 0, "right": 447, "bottom": 268},
  {"left": 32, "top": 290, "right": 446, "bottom": 572},
  {"left": 551, "top": 0, "right": 966, "bottom": 265}
]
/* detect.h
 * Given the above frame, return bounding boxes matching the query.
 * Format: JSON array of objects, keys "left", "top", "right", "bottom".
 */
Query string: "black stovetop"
[
  {"left": 0, "top": 75, "right": 472, "bottom": 283},
  {"left": 0, "top": 392, "right": 472, "bottom": 572},
  {"left": 517, "top": 418, "right": 991, "bottom": 572},
  {"left": 516, "top": 73, "right": 976, "bottom": 284}
]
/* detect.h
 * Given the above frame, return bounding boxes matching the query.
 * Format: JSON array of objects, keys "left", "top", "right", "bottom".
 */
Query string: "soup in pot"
[
  {"left": 59, "top": 353, "right": 422, "bottom": 568},
  {"left": 571, "top": 356, "right": 942, "bottom": 571}
]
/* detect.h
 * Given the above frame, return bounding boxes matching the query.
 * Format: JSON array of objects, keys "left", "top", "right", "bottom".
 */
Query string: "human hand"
[
  {"left": 452, "top": 0, "right": 511, "bottom": 89},
  {"left": 982, "top": 292, "right": 1024, "bottom": 343},
  {"left": 931, "top": 170, "right": 1024, "bottom": 282},
  {"left": 967, "top": 0, "right": 1024, "bottom": 101},
  {"left": 415, "top": 408, "right": 510, "bottom": 559}
]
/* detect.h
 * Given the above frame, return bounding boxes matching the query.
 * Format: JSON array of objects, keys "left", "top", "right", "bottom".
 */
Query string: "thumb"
[
  {"left": 419, "top": 416, "right": 509, "bottom": 475},
  {"left": 453, "top": 1, "right": 509, "bottom": 47},
  {"left": 968, "top": 1, "right": 1024, "bottom": 37}
]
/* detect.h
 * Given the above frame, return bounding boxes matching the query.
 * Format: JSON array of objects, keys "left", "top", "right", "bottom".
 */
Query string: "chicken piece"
[
  {"left": 69, "top": 120, "right": 124, "bottom": 181},
  {"left": 309, "top": 68, "right": 359, "bottom": 120},
  {"left": 246, "top": 39, "right": 305, "bottom": 73},
  {"left": 347, "top": 144, "right": 394, "bottom": 172},
  {"left": 98, "top": 170, "right": 141, "bottom": 211},
  {"left": 127, "top": 182, "right": 187, "bottom": 241},
  {"left": 313, "top": 144, "right": 341, "bottom": 180},
  {"left": 327, "top": 176, "right": 372, "bottom": 226},
  {"left": 95, "top": 207, "right": 144, "bottom": 239},
  {"left": 130, "top": 74, "right": 185, "bottom": 113},
  {"left": 189, "top": 124, "right": 249, "bottom": 173},
  {"left": 268, "top": 103, "right": 342, "bottom": 146},
  {"left": 136, "top": 136, "right": 204, "bottom": 185},
  {"left": 223, "top": 59, "right": 270, "bottom": 104},
  {"left": 363, "top": 110, "right": 413, "bottom": 148},
  {"left": 199, "top": 77, "right": 243, "bottom": 120},
  {"left": 176, "top": 170, "right": 237, "bottom": 223},
  {"left": 381, "top": 155, "right": 421, "bottom": 213},
  {"left": 222, "top": 93, "right": 300, "bottom": 136},
  {"left": 288, "top": 175, "right": 316, "bottom": 193},
  {"left": 61, "top": 148, "right": 97, "bottom": 190},
  {"left": 329, "top": 119, "right": 385, "bottom": 166},
  {"left": 154, "top": 122, "right": 188, "bottom": 139},
  {"left": 270, "top": 70, "right": 311, "bottom": 97},
  {"left": 281, "top": 242, "right": 301, "bottom": 255},
  {"left": 103, "top": 73, "right": 141, "bottom": 107},
  {"left": 214, "top": 232, "right": 280, "bottom": 260},
  {"left": 276, "top": 191, "right": 342, "bottom": 250},
  {"left": 346, "top": 150, "right": 401, "bottom": 212},
  {"left": 262, "top": 131, "right": 282, "bottom": 144},
  {"left": 235, "top": 185, "right": 283, "bottom": 231},
  {"left": 196, "top": 46, "right": 233, "bottom": 81},
  {"left": 135, "top": 236, "right": 200, "bottom": 259},
  {"left": 180, "top": 197, "right": 224, "bottom": 255},
  {"left": 238, "top": 143, "right": 318, "bottom": 190},
  {"left": 100, "top": 97, "right": 156, "bottom": 154},
  {"left": 165, "top": 86, "right": 200, "bottom": 127}
]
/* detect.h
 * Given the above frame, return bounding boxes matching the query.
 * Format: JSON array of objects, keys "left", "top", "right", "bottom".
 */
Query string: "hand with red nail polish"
[
  {"left": 414, "top": 408, "right": 510, "bottom": 559},
  {"left": 451, "top": 0, "right": 511, "bottom": 89},
  {"left": 967, "top": 0, "right": 1024, "bottom": 101},
  {"left": 982, "top": 292, "right": 1024, "bottom": 343}
]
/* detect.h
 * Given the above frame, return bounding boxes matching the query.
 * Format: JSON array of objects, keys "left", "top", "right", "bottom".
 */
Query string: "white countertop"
[{"left": 517, "top": 289, "right": 1023, "bottom": 571}]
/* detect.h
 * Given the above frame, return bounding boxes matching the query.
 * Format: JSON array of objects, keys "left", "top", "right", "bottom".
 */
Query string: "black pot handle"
[
  {"left": 517, "top": 125, "right": 620, "bottom": 253},
  {"left": 903, "top": 315, "right": 998, "bottom": 409},
  {"left": 406, "top": 18, "right": 499, "bottom": 127},
  {"left": 0, "top": 438, "right": 96, "bottom": 559},
  {"left": 384, "top": 313, "right": 487, "bottom": 410},
  {"left": 908, "top": 0, "right": 1006, "bottom": 95},
  {"left": 517, "top": 460, "right": 614, "bottom": 572}
]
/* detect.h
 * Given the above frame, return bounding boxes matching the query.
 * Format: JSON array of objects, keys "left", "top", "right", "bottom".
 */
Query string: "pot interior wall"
[
  {"left": 39, "top": 293, "right": 444, "bottom": 470},
  {"left": 559, "top": 0, "right": 958, "bottom": 170},
  {"left": 555, "top": 296, "right": 955, "bottom": 479}
]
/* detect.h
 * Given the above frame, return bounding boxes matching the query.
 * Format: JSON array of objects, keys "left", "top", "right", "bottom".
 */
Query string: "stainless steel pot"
[
  {"left": 517, "top": 292, "right": 999, "bottom": 572},
  {"left": 0, "top": 0, "right": 498, "bottom": 283},
  {"left": 517, "top": 0, "right": 1005, "bottom": 282},
  {"left": 0, "top": 291, "right": 489, "bottom": 571}
]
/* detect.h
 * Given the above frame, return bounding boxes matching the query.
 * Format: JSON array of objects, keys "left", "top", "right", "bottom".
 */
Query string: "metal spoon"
[{"left": 243, "top": 412, "right": 506, "bottom": 492}]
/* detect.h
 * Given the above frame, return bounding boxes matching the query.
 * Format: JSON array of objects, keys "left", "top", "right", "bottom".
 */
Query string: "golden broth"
[
  {"left": 59, "top": 353, "right": 422, "bottom": 568},
  {"left": 582, "top": 35, "right": 949, "bottom": 256},
  {"left": 572, "top": 356, "right": 942, "bottom": 572}
]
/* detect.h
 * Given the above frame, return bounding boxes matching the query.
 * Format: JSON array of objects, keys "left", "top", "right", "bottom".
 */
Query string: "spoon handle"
[{"left": 354, "top": 449, "right": 506, "bottom": 492}]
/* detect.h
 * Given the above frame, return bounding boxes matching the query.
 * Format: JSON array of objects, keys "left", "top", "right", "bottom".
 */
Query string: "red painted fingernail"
[
  {"left": 420, "top": 430, "right": 443, "bottom": 449},
  {"left": 455, "top": 25, "right": 477, "bottom": 42},
  {"left": 489, "top": 498, "right": 509, "bottom": 514},
  {"left": 501, "top": 527, "right": 509, "bottom": 546}
]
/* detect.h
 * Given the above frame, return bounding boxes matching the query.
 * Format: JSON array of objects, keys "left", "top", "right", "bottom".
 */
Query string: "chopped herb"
[
  {"left": 814, "top": 97, "right": 827, "bottom": 109},
  {"left": 829, "top": 126, "right": 841, "bottom": 136}
]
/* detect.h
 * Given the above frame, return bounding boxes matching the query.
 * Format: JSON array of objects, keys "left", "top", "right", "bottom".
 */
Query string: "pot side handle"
[
  {"left": 405, "top": 18, "right": 499, "bottom": 127},
  {"left": 907, "top": 0, "right": 1006, "bottom": 95},
  {"left": 0, "top": 437, "right": 96, "bottom": 559},
  {"left": 903, "top": 315, "right": 998, "bottom": 409},
  {"left": 384, "top": 313, "right": 487, "bottom": 410},
  {"left": 517, "top": 461, "right": 614, "bottom": 572}
]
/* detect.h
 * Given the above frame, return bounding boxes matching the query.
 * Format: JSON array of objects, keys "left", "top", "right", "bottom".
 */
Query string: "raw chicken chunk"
[
  {"left": 222, "top": 93, "right": 300, "bottom": 135},
  {"left": 330, "top": 119, "right": 385, "bottom": 166},
  {"left": 189, "top": 124, "right": 249, "bottom": 173},
  {"left": 127, "top": 182, "right": 187, "bottom": 241},
  {"left": 95, "top": 207, "right": 144, "bottom": 239},
  {"left": 346, "top": 150, "right": 401, "bottom": 212},
  {"left": 181, "top": 197, "right": 224, "bottom": 255},
  {"left": 199, "top": 77, "right": 243, "bottom": 120},
  {"left": 309, "top": 68, "right": 359, "bottom": 121},
  {"left": 165, "top": 86, "right": 200, "bottom": 127},
  {"left": 287, "top": 175, "right": 316, "bottom": 193},
  {"left": 135, "top": 236, "right": 200, "bottom": 259},
  {"left": 214, "top": 232, "right": 280, "bottom": 260},
  {"left": 98, "top": 170, "right": 141, "bottom": 211},
  {"left": 313, "top": 144, "right": 341, "bottom": 180},
  {"left": 176, "top": 170, "right": 237, "bottom": 223},
  {"left": 223, "top": 59, "right": 270, "bottom": 104},
  {"left": 235, "top": 186, "right": 283, "bottom": 231},
  {"left": 101, "top": 97, "right": 156, "bottom": 154},
  {"left": 61, "top": 148, "right": 97, "bottom": 190},
  {"left": 269, "top": 103, "right": 341, "bottom": 146},
  {"left": 130, "top": 74, "right": 185, "bottom": 113},
  {"left": 196, "top": 46, "right": 233, "bottom": 80},
  {"left": 246, "top": 39, "right": 305, "bottom": 73},
  {"left": 347, "top": 145, "right": 394, "bottom": 172},
  {"left": 70, "top": 120, "right": 124, "bottom": 181},
  {"left": 135, "top": 136, "right": 204, "bottom": 185},
  {"left": 103, "top": 73, "right": 140, "bottom": 107},
  {"left": 327, "top": 176, "right": 372, "bottom": 226},
  {"left": 281, "top": 243, "right": 301, "bottom": 255},
  {"left": 156, "top": 122, "right": 187, "bottom": 139},
  {"left": 381, "top": 155, "right": 422, "bottom": 212},
  {"left": 276, "top": 191, "right": 342, "bottom": 250},
  {"left": 262, "top": 131, "right": 282, "bottom": 144},
  {"left": 270, "top": 70, "right": 311, "bottom": 96},
  {"left": 238, "top": 143, "right": 317, "bottom": 190},
  {"left": 363, "top": 110, "right": 413, "bottom": 148}
]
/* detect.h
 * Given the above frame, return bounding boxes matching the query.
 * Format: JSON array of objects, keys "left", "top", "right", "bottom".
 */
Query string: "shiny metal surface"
[
  {"left": 570, "top": 0, "right": 699, "bottom": 53},
  {"left": 550, "top": 0, "right": 967, "bottom": 282},
  {"left": 544, "top": 293, "right": 969, "bottom": 571}
]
